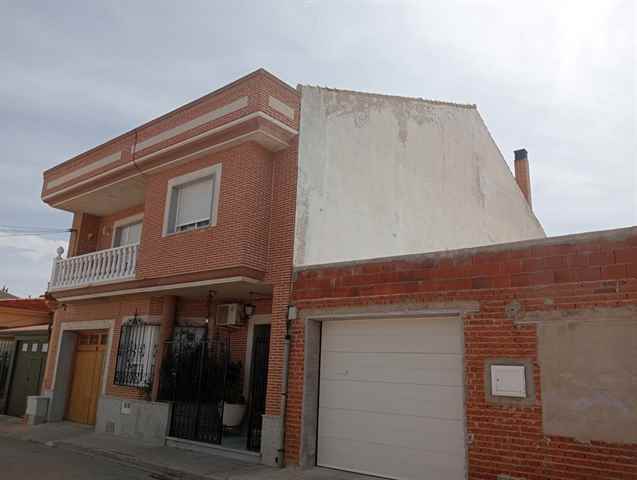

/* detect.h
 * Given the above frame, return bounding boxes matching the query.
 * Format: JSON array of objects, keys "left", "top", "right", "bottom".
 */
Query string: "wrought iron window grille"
[{"left": 114, "top": 314, "right": 160, "bottom": 388}]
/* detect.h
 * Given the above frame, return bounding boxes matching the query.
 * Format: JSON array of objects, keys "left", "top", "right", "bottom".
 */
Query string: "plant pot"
[{"left": 223, "top": 402, "right": 246, "bottom": 427}]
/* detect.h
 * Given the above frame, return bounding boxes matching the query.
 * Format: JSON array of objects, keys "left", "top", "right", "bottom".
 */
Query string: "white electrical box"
[
  {"left": 216, "top": 303, "right": 243, "bottom": 327},
  {"left": 490, "top": 365, "right": 526, "bottom": 398},
  {"left": 121, "top": 400, "right": 132, "bottom": 415}
]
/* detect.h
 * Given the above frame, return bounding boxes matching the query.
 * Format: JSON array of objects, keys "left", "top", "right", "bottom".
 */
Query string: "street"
[{"left": 0, "top": 436, "right": 153, "bottom": 479}]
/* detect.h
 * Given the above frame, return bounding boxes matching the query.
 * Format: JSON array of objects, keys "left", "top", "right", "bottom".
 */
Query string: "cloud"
[
  {"left": 0, "top": 235, "right": 68, "bottom": 297},
  {"left": 0, "top": 0, "right": 634, "bottom": 295}
]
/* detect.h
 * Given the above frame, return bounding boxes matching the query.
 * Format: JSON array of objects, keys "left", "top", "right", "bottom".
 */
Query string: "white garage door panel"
[
  {"left": 318, "top": 407, "right": 466, "bottom": 453},
  {"left": 319, "top": 379, "right": 463, "bottom": 420},
  {"left": 321, "top": 351, "right": 463, "bottom": 386},
  {"left": 318, "top": 316, "right": 466, "bottom": 480},
  {"left": 317, "top": 435, "right": 465, "bottom": 480},
  {"left": 323, "top": 317, "right": 462, "bottom": 354}
]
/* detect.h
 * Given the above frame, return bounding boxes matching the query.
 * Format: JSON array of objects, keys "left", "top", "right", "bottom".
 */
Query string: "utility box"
[{"left": 490, "top": 365, "right": 526, "bottom": 398}]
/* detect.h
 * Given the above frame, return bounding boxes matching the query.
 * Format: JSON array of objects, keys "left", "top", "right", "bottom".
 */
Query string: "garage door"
[{"left": 318, "top": 316, "right": 466, "bottom": 480}]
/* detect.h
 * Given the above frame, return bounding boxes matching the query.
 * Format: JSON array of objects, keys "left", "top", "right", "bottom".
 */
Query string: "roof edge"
[
  {"left": 298, "top": 84, "right": 477, "bottom": 110},
  {"left": 44, "top": 68, "right": 296, "bottom": 177},
  {"left": 294, "top": 226, "right": 637, "bottom": 273}
]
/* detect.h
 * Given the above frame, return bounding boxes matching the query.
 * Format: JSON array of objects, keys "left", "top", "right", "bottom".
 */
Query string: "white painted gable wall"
[{"left": 294, "top": 86, "right": 545, "bottom": 267}]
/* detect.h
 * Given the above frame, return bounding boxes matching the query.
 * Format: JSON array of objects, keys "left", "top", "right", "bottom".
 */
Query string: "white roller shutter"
[{"left": 317, "top": 316, "right": 466, "bottom": 480}]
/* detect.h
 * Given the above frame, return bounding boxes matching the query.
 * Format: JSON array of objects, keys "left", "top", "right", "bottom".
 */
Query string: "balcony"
[{"left": 49, "top": 244, "right": 139, "bottom": 291}]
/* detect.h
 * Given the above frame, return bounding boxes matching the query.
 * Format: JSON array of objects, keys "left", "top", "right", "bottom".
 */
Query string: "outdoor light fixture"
[
  {"left": 287, "top": 304, "right": 298, "bottom": 321},
  {"left": 128, "top": 309, "right": 143, "bottom": 326},
  {"left": 243, "top": 303, "right": 256, "bottom": 318}
]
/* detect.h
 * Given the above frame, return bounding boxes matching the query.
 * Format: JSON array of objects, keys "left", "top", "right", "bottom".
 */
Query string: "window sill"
[{"left": 162, "top": 223, "right": 217, "bottom": 239}]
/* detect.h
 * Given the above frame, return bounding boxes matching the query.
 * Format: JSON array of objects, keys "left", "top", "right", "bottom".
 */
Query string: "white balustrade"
[{"left": 49, "top": 244, "right": 139, "bottom": 290}]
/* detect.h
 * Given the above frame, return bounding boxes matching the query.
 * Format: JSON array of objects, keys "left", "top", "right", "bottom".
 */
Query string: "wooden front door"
[
  {"left": 66, "top": 332, "right": 107, "bottom": 425},
  {"left": 6, "top": 339, "right": 48, "bottom": 417}
]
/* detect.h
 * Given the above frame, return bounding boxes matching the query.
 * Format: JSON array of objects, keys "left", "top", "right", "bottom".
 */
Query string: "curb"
[{"left": 53, "top": 440, "right": 211, "bottom": 480}]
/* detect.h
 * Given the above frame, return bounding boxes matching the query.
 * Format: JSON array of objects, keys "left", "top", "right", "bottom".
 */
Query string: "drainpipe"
[{"left": 278, "top": 317, "right": 291, "bottom": 467}]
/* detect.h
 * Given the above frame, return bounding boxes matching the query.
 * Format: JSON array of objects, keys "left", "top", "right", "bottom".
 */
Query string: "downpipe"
[{"left": 278, "top": 319, "right": 291, "bottom": 467}]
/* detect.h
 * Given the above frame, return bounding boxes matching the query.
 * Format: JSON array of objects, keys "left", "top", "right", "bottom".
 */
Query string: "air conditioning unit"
[{"left": 216, "top": 303, "right": 243, "bottom": 327}]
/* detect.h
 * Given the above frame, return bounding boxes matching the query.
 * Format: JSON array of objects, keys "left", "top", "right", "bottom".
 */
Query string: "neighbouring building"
[
  {"left": 290, "top": 227, "right": 637, "bottom": 480},
  {"left": 35, "top": 68, "right": 634, "bottom": 480},
  {"left": 0, "top": 298, "right": 52, "bottom": 419},
  {"left": 0, "top": 287, "right": 18, "bottom": 300}
]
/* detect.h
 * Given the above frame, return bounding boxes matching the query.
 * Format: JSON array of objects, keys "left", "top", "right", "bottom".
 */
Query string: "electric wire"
[{"left": 0, "top": 225, "right": 73, "bottom": 238}]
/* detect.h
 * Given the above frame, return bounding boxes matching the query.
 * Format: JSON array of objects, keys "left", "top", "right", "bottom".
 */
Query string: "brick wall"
[
  {"left": 43, "top": 69, "right": 298, "bottom": 200},
  {"left": 44, "top": 295, "right": 163, "bottom": 401},
  {"left": 95, "top": 204, "right": 145, "bottom": 251},
  {"left": 290, "top": 227, "right": 637, "bottom": 479},
  {"left": 264, "top": 140, "right": 299, "bottom": 427},
  {"left": 136, "top": 141, "right": 274, "bottom": 280}
]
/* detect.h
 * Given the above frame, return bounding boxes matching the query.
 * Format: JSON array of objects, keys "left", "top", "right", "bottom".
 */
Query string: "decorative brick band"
[
  {"left": 134, "top": 96, "right": 249, "bottom": 153},
  {"left": 46, "top": 152, "right": 121, "bottom": 190}
]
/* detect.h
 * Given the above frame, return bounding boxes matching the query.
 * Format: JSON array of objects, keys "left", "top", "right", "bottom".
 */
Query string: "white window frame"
[
  {"left": 162, "top": 164, "right": 222, "bottom": 236},
  {"left": 111, "top": 213, "right": 144, "bottom": 248}
]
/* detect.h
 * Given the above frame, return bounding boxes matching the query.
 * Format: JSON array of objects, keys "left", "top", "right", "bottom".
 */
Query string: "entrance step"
[{"left": 166, "top": 436, "right": 262, "bottom": 464}]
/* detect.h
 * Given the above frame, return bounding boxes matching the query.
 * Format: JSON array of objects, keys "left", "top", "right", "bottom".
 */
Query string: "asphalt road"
[{"left": 0, "top": 436, "right": 155, "bottom": 479}]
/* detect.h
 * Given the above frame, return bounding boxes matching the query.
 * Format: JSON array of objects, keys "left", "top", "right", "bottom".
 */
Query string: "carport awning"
[{"left": 0, "top": 325, "right": 49, "bottom": 336}]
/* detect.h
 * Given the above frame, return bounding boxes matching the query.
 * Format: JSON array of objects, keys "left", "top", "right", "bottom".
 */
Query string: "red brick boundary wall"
[{"left": 291, "top": 227, "right": 637, "bottom": 479}]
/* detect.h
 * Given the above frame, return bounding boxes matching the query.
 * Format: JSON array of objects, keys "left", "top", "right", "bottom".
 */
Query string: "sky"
[{"left": 0, "top": 0, "right": 635, "bottom": 297}]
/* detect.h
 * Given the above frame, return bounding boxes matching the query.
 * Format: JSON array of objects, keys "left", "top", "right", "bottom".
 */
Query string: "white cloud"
[
  {"left": 0, "top": 0, "right": 634, "bottom": 294},
  {"left": 0, "top": 235, "right": 67, "bottom": 297}
]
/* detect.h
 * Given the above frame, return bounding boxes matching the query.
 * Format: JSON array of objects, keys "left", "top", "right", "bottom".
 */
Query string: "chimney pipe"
[{"left": 514, "top": 148, "right": 532, "bottom": 210}]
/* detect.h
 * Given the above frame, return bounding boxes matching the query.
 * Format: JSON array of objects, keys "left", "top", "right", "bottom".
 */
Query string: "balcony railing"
[{"left": 49, "top": 244, "right": 139, "bottom": 291}]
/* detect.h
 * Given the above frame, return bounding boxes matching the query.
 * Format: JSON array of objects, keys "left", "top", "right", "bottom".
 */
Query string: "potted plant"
[{"left": 223, "top": 361, "right": 246, "bottom": 427}]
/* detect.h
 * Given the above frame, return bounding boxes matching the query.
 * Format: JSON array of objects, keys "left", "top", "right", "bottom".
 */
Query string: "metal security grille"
[
  {"left": 159, "top": 334, "right": 229, "bottom": 445},
  {"left": 246, "top": 325, "right": 270, "bottom": 451},
  {"left": 114, "top": 317, "right": 160, "bottom": 388},
  {"left": 0, "top": 339, "right": 14, "bottom": 397}
]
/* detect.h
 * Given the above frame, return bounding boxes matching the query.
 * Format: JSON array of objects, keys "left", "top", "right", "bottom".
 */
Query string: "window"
[
  {"left": 113, "top": 220, "right": 142, "bottom": 247},
  {"left": 114, "top": 317, "right": 160, "bottom": 388},
  {"left": 163, "top": 165, "right": 221, "bottom": 235}
]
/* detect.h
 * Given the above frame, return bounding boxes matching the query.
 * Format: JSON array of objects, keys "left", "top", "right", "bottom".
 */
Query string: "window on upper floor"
[
  {"left": 163, "top": 164, "right": 222, "bottom": 235},
  {"left": 113, "top": 219, "right": 143, "bottom": 247}
]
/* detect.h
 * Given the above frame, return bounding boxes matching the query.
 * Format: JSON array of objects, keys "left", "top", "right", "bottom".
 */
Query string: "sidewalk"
[{"left": 0, "top": 416, "right": 373, "bottom": 480}]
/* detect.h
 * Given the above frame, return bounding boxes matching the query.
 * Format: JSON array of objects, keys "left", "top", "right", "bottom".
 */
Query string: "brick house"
[{"left": 36, "top": 68, "right": 633, "bottom": 479}]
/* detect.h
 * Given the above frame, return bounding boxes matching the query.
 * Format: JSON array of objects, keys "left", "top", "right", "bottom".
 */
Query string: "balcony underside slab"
[{"left": 50, "top": 267, "right": 271, "bottom": 302}]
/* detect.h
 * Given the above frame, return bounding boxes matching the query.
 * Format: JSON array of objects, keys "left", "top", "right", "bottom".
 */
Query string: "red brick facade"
[
  {"left": 291, "top": 227, "right": 637, "bottom": 479},
  {"left": 136, "top": 142, "right": 274, "bottom": 280},
  {"left": 43, "top": 70, "right": 300, "bottom": 426}
]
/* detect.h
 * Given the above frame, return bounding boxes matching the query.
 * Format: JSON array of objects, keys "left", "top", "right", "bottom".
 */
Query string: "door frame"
[
  {"left": 48, "top": 319, "right": 114, "bottom": 423},
  {"left": 65, "top": 330, "right": 109, "bottom": 424},
  {"left": 296, "top": 304, "right": 476, "bottom": 476},
  {"left": 242, "top": 314, "right": 271, "bottom": 398}
]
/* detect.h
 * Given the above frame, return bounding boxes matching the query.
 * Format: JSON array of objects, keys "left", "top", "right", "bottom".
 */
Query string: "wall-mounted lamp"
[
  {"left": 287, "top": 305, "right": 298, "bottom": 321},
  {"left": 243, "top": 303, "right": 256, "bottom": 318}
]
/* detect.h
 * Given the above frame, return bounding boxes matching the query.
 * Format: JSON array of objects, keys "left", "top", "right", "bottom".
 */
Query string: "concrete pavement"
[
  {"left": 0, "top": 436, "right": 154, "bottom": 479},
  {"left": 0, "top": 416, "right": 375, "bottom": 480}
]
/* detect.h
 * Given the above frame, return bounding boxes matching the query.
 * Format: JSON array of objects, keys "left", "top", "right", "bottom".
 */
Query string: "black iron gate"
[
  {"left": 246, "top": 324, "right": 270, "bottom": 451},
  {"left": 159, "top": 331, "right": 229, "bottom": 445}
]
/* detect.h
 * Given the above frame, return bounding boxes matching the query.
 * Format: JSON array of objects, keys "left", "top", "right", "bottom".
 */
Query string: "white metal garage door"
[{"left": 317, "top": 316, "right": 466, "bottom": 480}]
